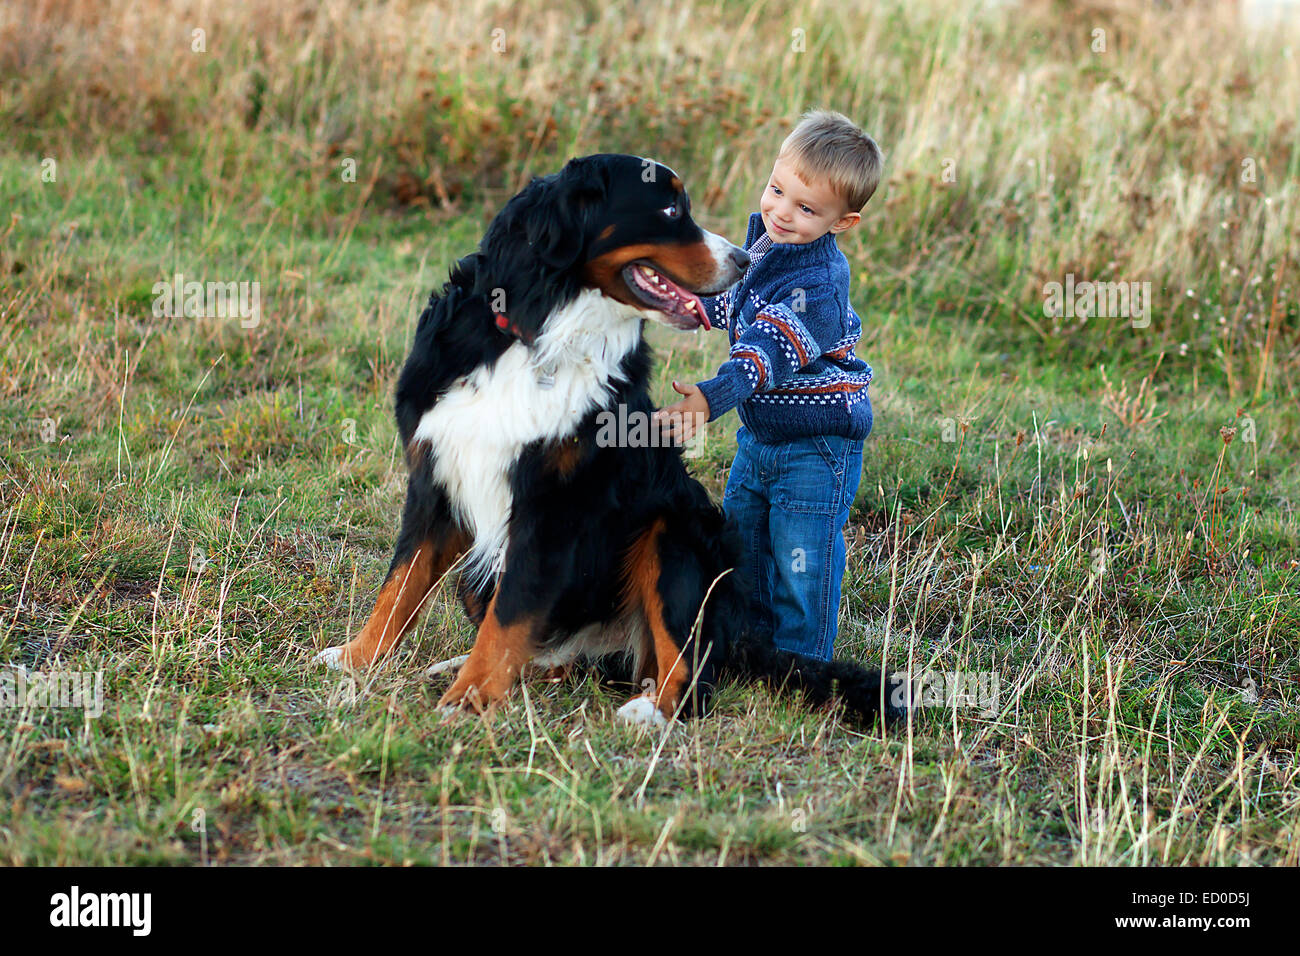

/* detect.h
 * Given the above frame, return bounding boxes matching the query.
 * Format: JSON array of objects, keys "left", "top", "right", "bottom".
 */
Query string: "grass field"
[{"left": 1, "top": 0, "right": 1298, "bottom": 865}]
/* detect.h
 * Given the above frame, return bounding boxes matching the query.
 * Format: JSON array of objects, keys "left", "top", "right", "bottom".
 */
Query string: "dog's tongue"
[
  {"left": 656, "top": 275, "right": 708, "bottom": 329},
  {"left": 631, "top": 263, "right": 711, "bottom": 329}
]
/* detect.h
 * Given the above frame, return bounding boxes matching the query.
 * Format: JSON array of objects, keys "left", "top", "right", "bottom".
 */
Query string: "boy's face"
[{"left": 760, "top": 155, "right": 860, "bottom": 244}]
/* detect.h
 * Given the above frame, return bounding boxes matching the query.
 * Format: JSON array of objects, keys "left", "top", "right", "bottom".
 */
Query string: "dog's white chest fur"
[{"left": 412, "top": 289, "right": 644, "bottom": 588}]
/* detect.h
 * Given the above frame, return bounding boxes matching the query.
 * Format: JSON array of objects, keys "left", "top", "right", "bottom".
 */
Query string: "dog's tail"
[
  {"left": 646, "top": 511, "right": 907, "bottom": 726},
  {"left": 719, "top": 626, "right": 908, "bottom": 727}
]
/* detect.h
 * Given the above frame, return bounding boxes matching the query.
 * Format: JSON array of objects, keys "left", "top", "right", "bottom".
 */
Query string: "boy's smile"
[{"left": 760, "top": 156, "right": 860, "bottom": 244}]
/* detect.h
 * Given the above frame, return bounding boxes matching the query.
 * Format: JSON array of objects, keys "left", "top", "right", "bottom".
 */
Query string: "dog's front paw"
[
  {"left": 616, "top": 695, "right": 668, "bottom": 729},
  {"left": 316, "top": 646, "right": 349, "bottom": 670},
  {"left": 436, "top": 682, "right": 495, "bottom": 718}
]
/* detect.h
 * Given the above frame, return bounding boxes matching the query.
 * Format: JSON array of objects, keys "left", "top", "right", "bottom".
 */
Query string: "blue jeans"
[{"left": 722, "top": 425, "right": 864, "bottom": 661}]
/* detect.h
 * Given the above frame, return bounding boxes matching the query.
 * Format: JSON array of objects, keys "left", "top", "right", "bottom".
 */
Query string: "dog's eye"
[{"left": 661, "top": 203, "right": 680, "bottom": 219}]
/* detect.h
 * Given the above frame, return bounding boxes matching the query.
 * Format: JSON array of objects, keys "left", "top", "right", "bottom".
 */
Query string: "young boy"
[{"left": 655, "top": 109, "right": 882, "bottom": 662}]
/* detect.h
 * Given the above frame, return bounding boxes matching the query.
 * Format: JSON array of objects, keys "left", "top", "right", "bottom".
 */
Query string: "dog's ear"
[
  {"left": 523, "top": 156, "right": 609, "bottom": 270},
  {"left": 474, "top": 157, "right": 611, "bottom": 346}
]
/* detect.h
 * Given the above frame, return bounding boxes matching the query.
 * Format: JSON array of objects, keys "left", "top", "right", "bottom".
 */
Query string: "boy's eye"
[{"left": 770, "top": 184, "right": 781, "bottom": 195}]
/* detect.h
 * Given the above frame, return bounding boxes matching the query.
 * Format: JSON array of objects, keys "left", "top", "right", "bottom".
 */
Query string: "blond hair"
[{"left": 778, "top": 109, "right": 883, "bottom": 213}]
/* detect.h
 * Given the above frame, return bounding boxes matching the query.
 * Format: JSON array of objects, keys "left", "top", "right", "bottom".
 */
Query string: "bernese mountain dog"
[{"left": 318, "top": 153, "right": 905, "bottom": 728}]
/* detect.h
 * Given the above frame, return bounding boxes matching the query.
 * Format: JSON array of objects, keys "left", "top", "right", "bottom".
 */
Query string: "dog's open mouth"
[{"left": 622, "top": 261, "right": 710, "bottom": 330}]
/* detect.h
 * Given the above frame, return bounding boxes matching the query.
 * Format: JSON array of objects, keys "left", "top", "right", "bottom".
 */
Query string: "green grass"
[{"left": 0, "top": 0, "right": 1297, "bottom": 866}]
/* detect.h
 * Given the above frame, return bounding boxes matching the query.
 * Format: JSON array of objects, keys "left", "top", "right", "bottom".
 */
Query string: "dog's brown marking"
[
  {"left": 437, "top": 592, "right": 538, "bottom": 714},
  {"left": 544, "top": 437, "right": 585, "bottom": 479},
  {"left": 338, "top": 530, "right": 467, "bottom": 668},
  {"left": 582, "top": 240, "right": 723, "bottom": 308},
  {"left": 670, "top": 176, "right": 683, "bottom": 192},
  {"left": 457, "top": 577, "right": 490, "bottom": 627},
  {"left": 622, "top": 517, "right": 686, "bottom": 719},
  {"left": 598, "top": 224, "right": 616, "bottom": 241}
]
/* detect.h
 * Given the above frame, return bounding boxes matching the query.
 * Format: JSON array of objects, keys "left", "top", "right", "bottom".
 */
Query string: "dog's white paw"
[
  {"left": 425, "top": 654, "right": 470, "bottom": 678},
  {"left": 317, "top": 646, "right": 348, "bottom": 670},
  {"left": 616, "top": 695, "right": 667, "bottom": 728}
]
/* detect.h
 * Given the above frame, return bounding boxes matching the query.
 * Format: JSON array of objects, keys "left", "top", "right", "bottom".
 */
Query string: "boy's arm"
[
  {"left": 695, "top": 283, "right": 843, "bottom": 422},
  {"left": 698, "top": 287, "right": 733, "bottom": 331}
]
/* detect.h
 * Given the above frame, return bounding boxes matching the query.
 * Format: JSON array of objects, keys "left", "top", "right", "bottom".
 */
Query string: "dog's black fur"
[{"left": 323, "top": 153, "right": 906, "bottom": 727}]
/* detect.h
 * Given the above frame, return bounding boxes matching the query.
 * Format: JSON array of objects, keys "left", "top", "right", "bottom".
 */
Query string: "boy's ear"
[{"left": 831, "top": 211, "right": 861, "bottom": 234}]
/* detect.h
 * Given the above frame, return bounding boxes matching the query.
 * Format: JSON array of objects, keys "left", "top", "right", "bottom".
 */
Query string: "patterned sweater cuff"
[
  {"left": 697, "top": 365, "right": 755, "bottom": 422},
  {"left": 700, "top": 293, "right": 729, "bottom": 330}
]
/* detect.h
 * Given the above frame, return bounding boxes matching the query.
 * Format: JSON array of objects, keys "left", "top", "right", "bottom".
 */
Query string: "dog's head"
[{"left": 474, "top": 154, "right": 749, "bottom": 342}]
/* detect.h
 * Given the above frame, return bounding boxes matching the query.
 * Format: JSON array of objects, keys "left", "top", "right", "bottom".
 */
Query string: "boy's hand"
[{"left": 652, "top": 381, "right": 711, "bottom": 446}]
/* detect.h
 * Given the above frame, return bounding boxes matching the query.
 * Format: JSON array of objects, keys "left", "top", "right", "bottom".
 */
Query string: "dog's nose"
[{"left": 730, "top": 247, "right": 750, "bottom": 272}]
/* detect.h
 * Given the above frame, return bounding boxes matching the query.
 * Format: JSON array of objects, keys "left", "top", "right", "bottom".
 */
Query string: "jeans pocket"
[
  {"left": 811, "top": 435, "right": 846, "bottom": 479},
  {"left": 774, "top": 438, "right": 843, "bottom": 515}
]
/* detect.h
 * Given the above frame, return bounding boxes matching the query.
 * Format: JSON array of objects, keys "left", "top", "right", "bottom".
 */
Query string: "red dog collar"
[{"left": 494, "top": 312, "right": 532, "bottom": 343}]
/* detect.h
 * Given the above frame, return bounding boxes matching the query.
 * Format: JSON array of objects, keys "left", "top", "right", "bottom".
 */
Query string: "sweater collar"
[{"left": 743, "top": 212, "right": 840, "bottom": 265}]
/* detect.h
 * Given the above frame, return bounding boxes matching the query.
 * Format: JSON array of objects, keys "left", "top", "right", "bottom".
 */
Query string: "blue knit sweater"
[{"left": 694, "top": 212, "right": 873, "bottom": 443}]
